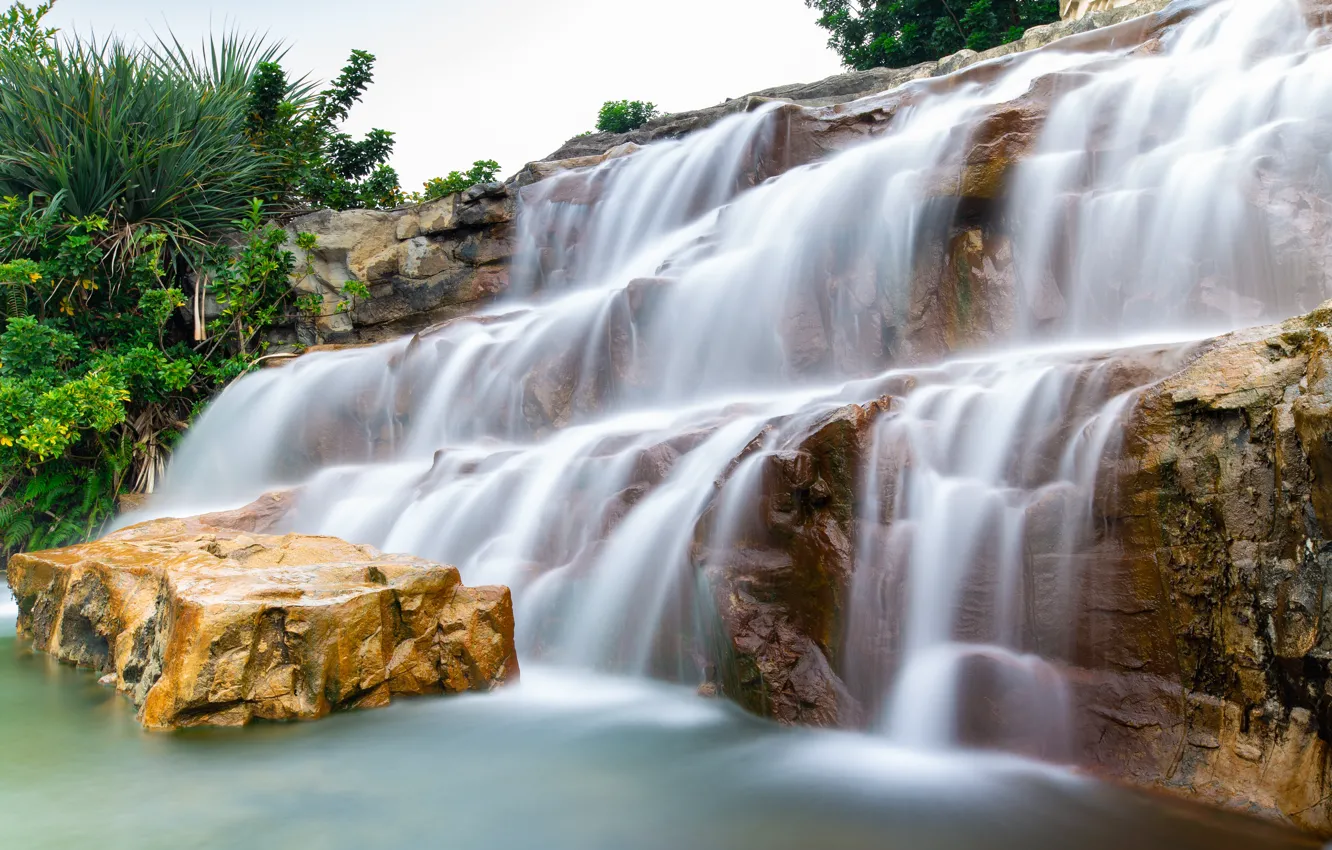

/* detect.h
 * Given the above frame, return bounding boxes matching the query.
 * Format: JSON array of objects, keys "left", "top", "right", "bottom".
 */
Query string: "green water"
[{"left": 0, "top": 609, "right": 1314, "bottom": 850}]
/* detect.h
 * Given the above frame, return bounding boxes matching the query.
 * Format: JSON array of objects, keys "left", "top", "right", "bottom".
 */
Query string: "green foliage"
[
  {"left": 409, "top": 160, "right": 501, "bottom": 204},
  {"left": 805, "top": 0, "right": 1059, "bottom": 69},
  {"left": 0, "top": 192, "right": 316, "bottom": 558},
  {"left": 243, "top": 50, "right": 403, "bottom": 211},
  {"left": 202, "top": 199, "right": 304, "bottom": 357},
  {"left": 596, "top": 100, "right": 660, "bottom": 134},
  {"left": 0, "top": 32, "right": 282, "bottom": 254},
  {"left": 0, "top": 0, "right": 56, "bottom": 61},
  {"left": 0, "top": 1, "right": 392, "bottom": 559},
  {"left": 336, "top": 279, "right": 370, "bottom": 315}
]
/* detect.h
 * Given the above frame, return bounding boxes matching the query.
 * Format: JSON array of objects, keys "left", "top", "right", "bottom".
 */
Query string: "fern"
[
  {"left": 1, "top": 461, "right": 119, "bottom": 557},
  {"left": 22, "top": 468, "right": 75, "bottom": 511},
  {"left": 0, "top": 497, "right": 19, "bottom": 530},
  {"left": 1, "top": 281, "right": 25, "bottom": 319},
  {"left": 2, "top": 509, "right": 34, "bottom": 550}
]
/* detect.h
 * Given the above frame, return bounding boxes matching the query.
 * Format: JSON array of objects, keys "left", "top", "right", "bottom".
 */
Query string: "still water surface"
[{"left": 0, "top": 603, "right": 1314, "bottom": 850}]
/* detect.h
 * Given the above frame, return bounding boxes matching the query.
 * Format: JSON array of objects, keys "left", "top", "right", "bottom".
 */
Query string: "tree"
[
  {"left": 243, "top": 49, "right": 403, "bottom": 211},
  {"left": 596, "top": 100, "right": 660, "bottom": 134},
  {"left": 805, "top": 0, "right": 1060, "bottom": 70},
  {"left": 0, "top": 0, "right": 56, "bottom": 61}
]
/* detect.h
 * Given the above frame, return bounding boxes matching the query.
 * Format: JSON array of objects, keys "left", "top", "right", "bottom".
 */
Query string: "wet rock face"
[
  {"left": 272, "top": 1, "right": 1179, "bottom": 359},
  {"left": 1073, "top": 306, "right": 1332, "bottom": 833},
  {"left": 700, "top": 401, "right": 887, "bottom": 727},
  {"left": 5, "top": 510, "right": 519, "bottom": 728}
]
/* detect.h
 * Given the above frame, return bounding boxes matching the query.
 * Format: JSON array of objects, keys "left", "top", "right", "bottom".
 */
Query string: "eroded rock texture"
[
  {"left": 700, "top": 401, "right": 890, "bottom": 726},
  {"left": 1073, "top": 306, "right": 1332, "bottom": 833},
  {"left": 6, "top": 510, "right": 518, "bottom": 728},
  {"left": 283, "top": 182, "right": 516, "bottom": 346}
]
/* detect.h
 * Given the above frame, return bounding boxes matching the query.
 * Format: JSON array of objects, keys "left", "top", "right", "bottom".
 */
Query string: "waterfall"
[
  {"left": 1011, "top": 0, "right": 1332, "bottom": 337},
  {"left": 145, "top": 0, "right": 1332, "bottom": 754}
]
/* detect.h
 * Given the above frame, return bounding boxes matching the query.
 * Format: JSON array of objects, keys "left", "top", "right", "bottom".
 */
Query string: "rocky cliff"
[
  {"left": 686, "top": 304, "right": 1332, "bottom": 833},
  {"left": 243, "top": 0, "right": 1332, "bottom": 830},
  {"left": 1085, "top": 310, "right": 1332, "bottom": 833}
]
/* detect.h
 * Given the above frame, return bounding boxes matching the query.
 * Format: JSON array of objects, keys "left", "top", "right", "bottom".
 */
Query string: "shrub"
[
  {"left": 0, "top": 193, "right": 316, "bottom": 554},
  {"left": 596, "top": 100, "right": 660, "bottom": 134},
  {"left": 410, "top": 160, "right": 501, "bottom": 204},
  {"left": 0, "top": 4, "right": 322, "bottom": 556},
  {"left": 0, "top": 33, "right": 278, "bottom": 253},
  {"left": 804, "top": 0, "right": 1060, "bottom": 69}
]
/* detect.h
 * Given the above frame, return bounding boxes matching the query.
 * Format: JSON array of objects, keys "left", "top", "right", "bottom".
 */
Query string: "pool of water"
[{"left": 0, "top": 601, "right": 1314, "bottom": 850}]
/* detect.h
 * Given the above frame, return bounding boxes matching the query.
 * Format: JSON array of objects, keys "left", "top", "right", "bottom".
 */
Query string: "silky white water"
[{"left": 140, "top": 0, "right": 1332, "bottom": 754}]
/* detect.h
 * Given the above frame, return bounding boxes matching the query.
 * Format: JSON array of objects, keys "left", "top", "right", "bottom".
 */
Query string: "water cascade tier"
[{"left": 133, "top": 0, "right": 1332, "bottom": 833}]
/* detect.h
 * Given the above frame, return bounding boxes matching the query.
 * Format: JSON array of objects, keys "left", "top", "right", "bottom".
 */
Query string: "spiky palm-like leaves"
[{"left": 0, "top": 35, "right": 276, "bottom": 252}]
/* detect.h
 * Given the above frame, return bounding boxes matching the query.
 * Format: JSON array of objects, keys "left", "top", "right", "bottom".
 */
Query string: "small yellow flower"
[
  {"left": 28, "top": 272, "right": 40, "bottom": 283},
  {"left": 0, "top": 436, "right": 12, "bottom": 447}
]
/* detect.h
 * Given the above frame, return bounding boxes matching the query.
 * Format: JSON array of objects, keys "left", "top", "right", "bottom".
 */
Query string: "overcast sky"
[{"left": 42, "top": 1, "right": 844, "bottom": 189}]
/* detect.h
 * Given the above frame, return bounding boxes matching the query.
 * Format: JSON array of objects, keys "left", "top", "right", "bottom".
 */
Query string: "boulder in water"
[{"left": 5, "top": 512, "right": 519, "bottom": 729}]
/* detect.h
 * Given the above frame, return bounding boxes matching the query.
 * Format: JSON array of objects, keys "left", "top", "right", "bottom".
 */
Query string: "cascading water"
[
  {"left": 1011, "top": 0, "right": 1332, "bottom": 337},
  {"left": 141, "top": 0, "right": 1332, "bottom": 758}
]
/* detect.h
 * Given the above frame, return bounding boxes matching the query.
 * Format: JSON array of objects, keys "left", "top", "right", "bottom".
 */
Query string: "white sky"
[{"left": 42, "top": 0, "right": 845, "bottom": 189}]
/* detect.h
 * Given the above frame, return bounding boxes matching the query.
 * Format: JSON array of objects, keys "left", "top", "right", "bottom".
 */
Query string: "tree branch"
[{"left": 939, "top": 0, "right": 967, "bottom": 41}]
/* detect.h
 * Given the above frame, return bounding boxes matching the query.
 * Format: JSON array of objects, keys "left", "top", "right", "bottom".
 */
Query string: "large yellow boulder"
[{"left": 6, "top": 514, "right": 519, "bottom": 728}]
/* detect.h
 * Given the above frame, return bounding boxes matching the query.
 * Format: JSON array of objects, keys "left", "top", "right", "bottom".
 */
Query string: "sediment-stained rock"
[
  {"left": 699, "top": 400, "right": 892, "bottom": 727},
  {"left": 1071, "top": 304, "right": 1332, "bottom": 834},
  {"left": 5, "top": 514, "right": 518, "bottom": 728}
]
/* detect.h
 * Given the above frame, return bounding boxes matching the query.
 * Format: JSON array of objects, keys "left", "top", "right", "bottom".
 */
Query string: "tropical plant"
[
  {"left": 0, "top": 33, "right": 281, "bottom": 256},
  {"left": 596, "top": 100, "right": 660, "bottom": 133},
  {"left": 805, "top": 0, "right": 1060, "bottom": 69},
  {"left": 0, "top": 193, "right": 316, "bottom": 556},
  {"left": 0, "top": 4, "right": 325, "bottom": 558},
  {"left": 410, "top": 160, "right": 501, "bottom": 204}
]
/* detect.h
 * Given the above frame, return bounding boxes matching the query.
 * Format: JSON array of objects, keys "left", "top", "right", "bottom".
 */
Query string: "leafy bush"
[
  {"left": 410, "top": 160, "right": 501, "bottom": 204},
  {"left": 805, "top": 0, "right": 1060, "bottom": 69},
  {"left": 242, "top": 49, "right": 404, "bottom": 211},
  {"left": 0, "top": 0, "right": 55, "bottom": 60},
  {"left": 0, "top": 192, "right": 315, "bottom": 553},
  {"left": 0, "top": 4, "right": 323, "bottom": 557},
  {"left": 596, "top": 100, "right": 660, "bottom": 134}
]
